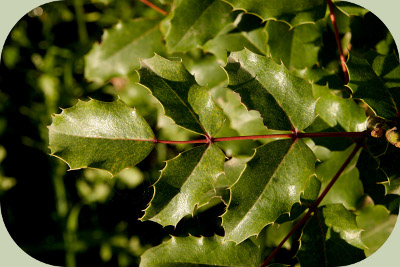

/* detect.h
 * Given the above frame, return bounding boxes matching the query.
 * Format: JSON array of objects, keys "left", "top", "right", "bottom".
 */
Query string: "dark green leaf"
[
  {"left": 48, "top": 99, "right": 155, "bottom": 176},
  {"left": 140, "top": 235, "right": 261, "bottom": 266},
  {"left": 203, "top": 16, "right": 267, "bottom": 63},
  {"left": 346, "top": 53, "right": 399, "bottom": 120},
  {"left": 297, "top": 204, "right": 366, "bottom": 266},
  {"left": 166, "top": 0, "right": 236, "bottom": 52},
  {"left": 85, "top": 19, "right": 164, "bottom": 83},
  {"left": 141, "top": 144, "right": 225, "bottom": 226},
  {"left": 224, "top": 49, "right": 317, "bottom": 131},
  {"left": 137, "top": 54, "right": 224, "bottom": 136},
  {"left": 222, "top": 0, "right": 326, "bottom": 27},
  {"left": 222, "top": 139, "right": 316, "bottom": 243},
  {"left": 266, "top": 20, "right": 323, "bottom": 69}
]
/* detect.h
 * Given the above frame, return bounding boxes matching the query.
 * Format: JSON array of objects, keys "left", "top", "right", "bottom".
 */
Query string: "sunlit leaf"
[
  {"left": 48, "top": 99, "right": 155, "bottom": 176},
  {"left": 140, "top": 235, "right": 261, "bottom": 266},
  {"left": 224, "top": 49, "right": 317, "bottom": 131},
  {"left": 141, "top": 144, "right": 225, "bottom": 226},
  {"left": 137, "top": 54, "right": 224, "bottom": 136},
  {"left": 222, "top": 139, "right": 316, "bottom": 243}
]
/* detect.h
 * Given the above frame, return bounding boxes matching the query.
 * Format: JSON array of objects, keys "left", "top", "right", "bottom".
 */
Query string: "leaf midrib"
[
  {"left": 226, "top": 140, "right": 297, "bottom": 238},
  {"left": 143, "top": 66, "right": 207, "bottom": 135},
  {"left": 51, "top": 130, "right": 155, "bottom": 142},
  {"left": 155, "top": 145, "right": 211, "bottom": 215}
]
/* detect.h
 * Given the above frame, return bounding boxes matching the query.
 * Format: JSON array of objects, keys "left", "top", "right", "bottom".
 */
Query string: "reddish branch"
[
  {"left": 156, "top": 131, "right": 369, "bottom": 144},
  {"left": 259, "top": 210, "right": 314, "bottom": 267},
  {"left": 139, "top": 0, "right": 168, "bottom": 16},
  {"left": 327, "top": 0, "right": 349, "bottom": 84},
  {"left": 259, "top": 141, "right": 364, "bottom": 267}
]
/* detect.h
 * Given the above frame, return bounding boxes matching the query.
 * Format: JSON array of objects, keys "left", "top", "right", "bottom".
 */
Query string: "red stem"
[
  {"left": 259, "top": 140, "right": 364, "bottom": 266},
  {"left": 327, "top": 0, "right": 349, "bottom": 84},
  {"left": 311, "top": 141, "right": 363, "bottom": 208},
  {"left": 138, "top": 0, "right": 168, "bottom": 16},
  {"left": 156, "top": 131, "right": 369, "bottom": 144},
  {"left": 259, "top": 210, "right": 313, "bottom": 267}
]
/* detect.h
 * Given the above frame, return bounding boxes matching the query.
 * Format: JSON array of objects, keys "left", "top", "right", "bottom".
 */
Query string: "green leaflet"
[
  {"left": 316, "top": 144, "right": 364, "bottom": 210},
  {"left": 312, "top": 84, "right": 367, "bottom": 132},
  {"left": 139, "top": 235, "right": 261, "bottom": 267},
  {"left": 222, "top": 0, "right": 326, "bottom": 27},
  {"left": 141, "top": 144, "right": 225, "bottom": 227},
  {"left": 297, "top": 204, "right": 366, "bottom": 267},
  {"left": 203, "top": 14, "right": 267, "bottom": 64},
  {"left": 334, "top": 2, "right": 369, "bottom": 17},
  {"left": 225, "top": 49, "right": 317, "bottom": 131},
  {"left": 166, "top": 0, "right": 236, "bottom": 52},
  {"left": 137, "top": 54, "right": 224, "bottom": 136},
  {"left": 346, "top": 52, "right": 400, "bottom": 120},
  {"left": 357, "top": 205, "right": 398, "bottom": 257},
  {"left": 85, "top": 19, "right": 165, "bottom": 83},
  {"left": 266, "top": 20, "right": 324, "bottom": 70},
  {"left": 222, "top": 139, "right": 316, "bottom": 243},
  {"left": 48, "top": 99, "right": 155, "bottom": 176}
]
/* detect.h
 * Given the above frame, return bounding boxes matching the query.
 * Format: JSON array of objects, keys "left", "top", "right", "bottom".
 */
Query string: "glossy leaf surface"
[
  {"left": 225, "top": 49, "right": 317, "bottom": 131},
  {"left": 140, "top": 235, "right": 261, "bottom": 267},
  {"left": 137, "top": 54, "right": 224, "bottom": 136},
  {"left": 48, "top": 99, "right": 155, "bottom": 176},
  {"left": 222, "top": 139, "right": 316, "bottom": 243},
  {"left": 141, "top": 144, "right": 225, "bottom": 226},
  {"left": 312, "top": 84, "right": 367, "bottom": 132}
]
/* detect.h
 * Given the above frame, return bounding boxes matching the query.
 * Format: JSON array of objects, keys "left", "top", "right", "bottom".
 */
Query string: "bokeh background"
[{"left": 0, "top": 1, "right": 399, "bottom": 267}]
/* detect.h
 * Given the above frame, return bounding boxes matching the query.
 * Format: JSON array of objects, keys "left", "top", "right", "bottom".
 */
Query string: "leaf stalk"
[{"left": 156, "top": 131, "right": 369, "bottom": 144}]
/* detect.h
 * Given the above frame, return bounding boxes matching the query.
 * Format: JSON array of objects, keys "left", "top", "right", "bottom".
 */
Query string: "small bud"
[
  {"left": 386, "top": 127, "right": 400, "bottom": 148},
  {"left": 371, "top": 128, "right": 384, "bottom": 138}
]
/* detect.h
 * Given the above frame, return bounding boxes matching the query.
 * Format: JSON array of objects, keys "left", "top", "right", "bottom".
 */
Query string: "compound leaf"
[
  {"left": 140, "top": 235, "right": 261, "bottom": 267},
  {"left": 166, "top": 0, "right": 236, "bottom": 52},
  {"left": 48, "top": 99, "right": 155, "bottom": 176},
  {"left": 224, "top": 49, "right": 317, "bottom": 131},
  {"left": 141, "top": 144, "right": 225, "bottom": 227},
  {"left": 137, "top": 54, "right": 224, "bottom": 136},
  {"left": 222, "top": 139, "right": 316, "bottom": 243},
  {"left": 222, "top": 0, "right": 326, "bottom": 27},
  {"left": 85, "top": 19, "right": 164, "bottom": 83},
  {"left": 297, "top": 204, "right": 366, "bottom": 266}
]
